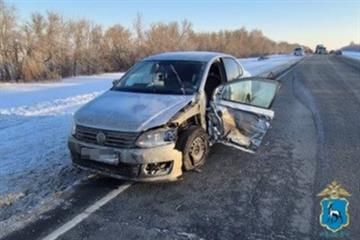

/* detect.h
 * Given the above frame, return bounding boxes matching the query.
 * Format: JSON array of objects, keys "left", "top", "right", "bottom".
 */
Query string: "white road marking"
[
  {"left": 276, "top": 57, "right": 305, "bottom": 80},
  {"left": 42, "top": 183, "right": 132, "bottom": 240},
  {"left": 276, "top": 66, "right": 294, "bottom": 80}
]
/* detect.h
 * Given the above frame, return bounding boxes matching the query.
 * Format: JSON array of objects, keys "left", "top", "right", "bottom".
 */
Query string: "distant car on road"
[
  {"left": 293, "top": 47, "right": 305, "bottom": 56},
  {"left": 315, "top": 44, "right": 327, "bottom": 54},
  {"left": 330, "top": 50, "right": 342, "bottom": 55},
  {"left": 68, "top": 51, "right": 280, "bottom": 182},
  {"left": 258, "top": 55, "right": 269, "bottom": 61},
  {"left": 334, "top": 50, "right": 342, "bottom": 55}
]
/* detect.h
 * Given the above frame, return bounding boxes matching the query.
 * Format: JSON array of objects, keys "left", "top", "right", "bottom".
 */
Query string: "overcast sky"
[{"left": 7, "top": 0, "right": 360, "bottom": 50}]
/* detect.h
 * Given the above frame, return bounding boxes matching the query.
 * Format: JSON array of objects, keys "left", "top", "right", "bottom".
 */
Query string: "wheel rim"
[{"left": 189, "top": 136, "right": 206, "bottom": 165}]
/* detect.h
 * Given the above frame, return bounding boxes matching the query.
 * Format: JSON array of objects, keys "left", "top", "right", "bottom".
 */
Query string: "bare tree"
[
  {"left": 0, "top": 0, "right": 19, "bottom": 81},
  {"left": 102, "top": 25, "right": 132, "bottom": 71},
  {"left": 0, "top": 0, "right": 303, "bottom": 82}
]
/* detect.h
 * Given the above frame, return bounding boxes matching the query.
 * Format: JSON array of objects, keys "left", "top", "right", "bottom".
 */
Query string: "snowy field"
[
  {"left": 342, "top": 50, "right": 360, "bottom": 61},
  {"left": 0, "top": 73, "right": 123, "bottom": 235},
  {"left": 0, "top": 54, "right": 301, "bottom": 235}
]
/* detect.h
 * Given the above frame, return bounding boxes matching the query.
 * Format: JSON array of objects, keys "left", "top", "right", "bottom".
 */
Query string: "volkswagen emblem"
[{"left": 96, "top": 132, "right": 106, "bottom": 145}]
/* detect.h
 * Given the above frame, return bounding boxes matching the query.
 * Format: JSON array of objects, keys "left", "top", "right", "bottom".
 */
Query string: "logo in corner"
[{"left": 317, "top": 181, "right": 351, "bottom": 232}]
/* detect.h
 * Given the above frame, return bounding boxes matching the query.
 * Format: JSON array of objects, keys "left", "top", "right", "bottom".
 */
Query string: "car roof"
[{"left": 142, "top": 51, "right": 233, "bottom": 62}]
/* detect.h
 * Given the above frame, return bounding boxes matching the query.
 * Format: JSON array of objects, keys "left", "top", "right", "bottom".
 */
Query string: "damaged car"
[{"left": 68, "top": 51, "right": 280, "bottom": 181}]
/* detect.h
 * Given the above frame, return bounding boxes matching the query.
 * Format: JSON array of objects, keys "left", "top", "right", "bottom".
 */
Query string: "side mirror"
[{"left": 112, "top": 79, "right": 120, "bottom": 86}]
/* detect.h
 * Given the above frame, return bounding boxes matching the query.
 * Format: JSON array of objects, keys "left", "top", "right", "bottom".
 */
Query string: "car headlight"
[
  {"left": 70, "top": 119, "right": 77, "bottom": 136},
  {"left": 136, "top": 128, "right": 177, "bottom": 148}
]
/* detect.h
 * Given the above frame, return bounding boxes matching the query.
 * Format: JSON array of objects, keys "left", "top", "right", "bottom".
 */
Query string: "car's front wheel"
[{"left": 176, "top": 126, "right": 209, "bottom": 171}]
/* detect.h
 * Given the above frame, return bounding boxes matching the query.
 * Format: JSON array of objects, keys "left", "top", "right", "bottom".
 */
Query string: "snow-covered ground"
[
  {"left": 0, "top": 54, "right": 301, "bottom": 236},
  {"left": 342, "top": 50, "right": 360, "bottom": 61},
  {"left": 239, "top": 54, "right": 302, "bottom": 76},
  {"left": 0, "top": 73, "right": 123, "bottom": 236}
]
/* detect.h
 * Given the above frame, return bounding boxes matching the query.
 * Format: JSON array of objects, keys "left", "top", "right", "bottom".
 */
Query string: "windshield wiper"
[{"left": 169, "top": 64, "right": 186, "bottom": 95}]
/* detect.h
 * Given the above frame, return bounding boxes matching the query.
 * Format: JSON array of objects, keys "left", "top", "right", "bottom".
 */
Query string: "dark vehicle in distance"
[
  {"left": 315, "top": 44, "right": 327, "bottom": 54},
  {"left": 293, "top": 47, "right": 305, "bottom": 56}
]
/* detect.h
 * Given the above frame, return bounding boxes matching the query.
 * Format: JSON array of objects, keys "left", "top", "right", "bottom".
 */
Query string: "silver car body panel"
[
  {"left": 75, "top": 90, "right": 195, "bottom": 132},
  {"left": 68, "top": 136, "right": 183, "bottom": 181}
]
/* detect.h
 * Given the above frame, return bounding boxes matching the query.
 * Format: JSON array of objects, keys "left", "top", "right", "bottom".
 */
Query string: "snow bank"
[
  {"left": 0, "top": 73, "right": 122, "bottom": 109},
  {"left": 0, "top": 73, "right": 123, "bottom": 235},
  {"left": 0, "top": 92, "right": 101, "bottom": 116},
  {"left": 342, "top": 50, "right": 360, "bottom": 61},
  {"left": 239, "top": 54, "right": 302, "bottom": 76}
]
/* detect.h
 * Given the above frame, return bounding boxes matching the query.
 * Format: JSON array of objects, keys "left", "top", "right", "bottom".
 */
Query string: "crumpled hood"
[{"left": 75, "top": 90, "right": 194, "bottom": 132}]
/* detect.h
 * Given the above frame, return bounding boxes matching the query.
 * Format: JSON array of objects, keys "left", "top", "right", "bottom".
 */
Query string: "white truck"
[
  {"left": 315, "top": 44, "right": 327, "bottom": 54},
  {"left": 294, "top": 47, "right": 305, "bottom": 56}
]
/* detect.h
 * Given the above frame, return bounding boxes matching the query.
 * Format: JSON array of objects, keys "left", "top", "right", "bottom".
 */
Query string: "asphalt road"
[{"left": 3, "top": 55, "right": 360, "bottom": 240}]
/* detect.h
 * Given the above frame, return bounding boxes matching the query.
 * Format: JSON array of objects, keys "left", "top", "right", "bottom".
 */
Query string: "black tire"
[{"left": 176, "top": 126, "right": 209, "bottom": 171}]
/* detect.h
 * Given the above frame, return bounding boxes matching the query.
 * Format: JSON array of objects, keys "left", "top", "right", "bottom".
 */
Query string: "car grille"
[{"left": 75, "top": 125, "right": 138, "bottom": 148}]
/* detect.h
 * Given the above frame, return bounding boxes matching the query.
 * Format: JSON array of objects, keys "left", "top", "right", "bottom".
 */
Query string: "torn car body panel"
[
  {"left": 208, "top": 101, "right": 273, "bottom": 153},
  {"left": 208, "top": 78, "right": 279, "bottom": 152},
  {"left": 170, "top": 93, "right": 208, "bottom": 131}
]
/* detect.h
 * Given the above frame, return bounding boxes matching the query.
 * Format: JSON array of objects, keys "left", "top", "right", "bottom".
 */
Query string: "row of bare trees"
[{"left": 0, "top": 0, "right": 301, "bottom": 82}]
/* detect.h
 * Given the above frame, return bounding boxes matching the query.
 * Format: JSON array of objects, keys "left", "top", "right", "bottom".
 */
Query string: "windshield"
[{"left": 112, "top": 60, "right": 205, "bottom": 95}]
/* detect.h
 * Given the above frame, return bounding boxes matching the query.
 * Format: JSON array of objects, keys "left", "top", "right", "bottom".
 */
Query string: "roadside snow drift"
[
  {"left": 342, "top": 50, "right": 360, "bottom": 61},
  {"left": 0, "top": 73, "right": 122, "bottom": 236},
  {"left": 239, "top": 54, "right": 301, "bottom": 76}
]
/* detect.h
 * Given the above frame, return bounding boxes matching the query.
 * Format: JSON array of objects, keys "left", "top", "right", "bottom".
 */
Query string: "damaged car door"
[{"left": 208, "top": 78, "right": 280, "bottom": 153}]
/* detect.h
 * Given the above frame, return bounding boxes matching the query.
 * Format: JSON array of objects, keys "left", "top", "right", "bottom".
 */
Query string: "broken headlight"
[{"left": 136, "top": 128, "right": 177, "bottom": 148}]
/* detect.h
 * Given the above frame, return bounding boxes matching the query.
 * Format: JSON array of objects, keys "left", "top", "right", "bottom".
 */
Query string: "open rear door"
[{"left": 208, "top": 77, "right": 280, "bottom": 153}]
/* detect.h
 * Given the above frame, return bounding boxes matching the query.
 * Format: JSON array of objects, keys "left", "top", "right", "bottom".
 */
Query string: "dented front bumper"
[{"left": 68, "top": 136, "right": 183, "bottom": 182}]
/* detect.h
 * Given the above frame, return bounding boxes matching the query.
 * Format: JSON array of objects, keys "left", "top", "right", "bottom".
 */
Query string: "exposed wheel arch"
[{"left": 176, "top": 125, "right": 209, "bottom": 171}]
